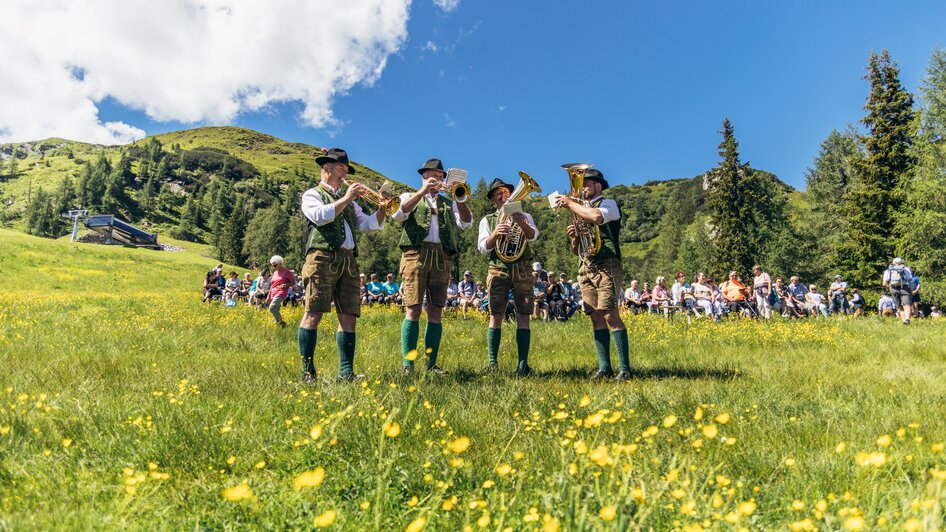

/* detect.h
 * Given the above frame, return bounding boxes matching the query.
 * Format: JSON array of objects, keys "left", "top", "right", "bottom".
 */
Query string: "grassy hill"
[
  {"left": 3, "top": 228, "right": 946, "bottom": 529},
  {"left": 0, "top": 126, "right": 397, "bottom": 235}
]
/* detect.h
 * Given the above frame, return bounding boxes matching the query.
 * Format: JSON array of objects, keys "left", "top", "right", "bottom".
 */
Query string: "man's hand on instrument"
[
  {"left": 343, "top": 182, "right": 365, "bottom": 202},
  {"left": 565, "top": 223, "right": 578, "bottom": 239},
  {"left": 420, "top": 177, "right": 441, "bottom": 195},
  {"left": 510, "top": 212, "right": 527, "bottom": 227},
  {"left": 493, "top": 222, "right": 512, "bottom": 238}
]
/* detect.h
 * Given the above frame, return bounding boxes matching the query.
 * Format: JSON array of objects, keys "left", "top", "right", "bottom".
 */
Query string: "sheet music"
[
  {"left": 446, "top": 168, "right": 468, "bottom": 187},
  {"left": 500, "top": 201, "right": 522, "bottom": 216},
  {"left": 548, "top": 191, "right": 562, "bottom": 208}
]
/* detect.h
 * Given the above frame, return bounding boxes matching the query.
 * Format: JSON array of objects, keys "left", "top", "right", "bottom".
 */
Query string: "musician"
[
  {"left": 393, "top": 158, "right": 472, "bottom": 375},
  {"left": 477, "top": 178, "right": 539, "bottom": 375},
  {"left": 554, "top": 168, "right": 631, "bottom": 382},
  {"left": 297, "top": 148, "right": 385, "bottom": 383}
]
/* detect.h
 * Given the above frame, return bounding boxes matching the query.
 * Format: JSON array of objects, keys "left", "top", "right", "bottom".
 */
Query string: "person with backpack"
[{"left": 883, "top": 257, "right": 915, "bottom": 325}]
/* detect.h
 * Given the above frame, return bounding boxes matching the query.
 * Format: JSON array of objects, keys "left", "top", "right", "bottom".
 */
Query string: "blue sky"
[{"left": 95, "top": 1, "right": 946, "bottom": 190}]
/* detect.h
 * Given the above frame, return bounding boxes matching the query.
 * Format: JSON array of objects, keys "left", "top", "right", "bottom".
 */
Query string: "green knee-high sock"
[
  {"left": 401, "top": 319, "right": 420, "bottom": 366},
  {"left": 336, "top": 331, "right": 356, "bottom": 376},
  {"left": 612, "top": 329, "right": 631, "bottom": 373},
  {"left": 516, "top": 329, "right": 530, "bottom": 369},
  {"left": 487, "top": 327, "right": 502, "bottom": 366},
  {"left": 593, "top": 328, "right": 613, "bottom": 374},
  {"left": 424, "top": 322, "right": 443, "bottom": 369},
  {"left": 298, "top": 327, "right": 317, "bottom": 377}
]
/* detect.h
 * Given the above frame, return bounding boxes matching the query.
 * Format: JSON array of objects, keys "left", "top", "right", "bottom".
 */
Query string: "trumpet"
[
  {"left": 445, "top": 181, "right": 470, "bottom": 203},
  {"left": 343, "top": 178, "right": 401, "bottom": 216},
  {"left": 562, "top": 162, "right": 601, "bottom": 258}
]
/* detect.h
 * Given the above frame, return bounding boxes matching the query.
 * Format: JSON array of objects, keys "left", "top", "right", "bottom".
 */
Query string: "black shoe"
[
  {"left": 428, "top": 365, "right": 449, "bottom": 375},
  {"left": 514, "top": 365, "right": 533, "bottom": 377},
  {"left": 614, "top": 370, "right": 631, "bottom": 382},
  {"left": 302, "top": 373, "right": 317, "bottom": 385},
  {"left": 276, "top": 320, "right": 287, "bottom": 328},
  {"left": 402, "top": 364, "right": 414, "bottom": 376},
  {"left": 486, "top": 362, "right": 499, "bottom": 372},
  {"left": 590, "top": 370, "right": 614, "bottom": 381},
  {"left": 337, "top": 373, "right": 365, "bottom": 383}
]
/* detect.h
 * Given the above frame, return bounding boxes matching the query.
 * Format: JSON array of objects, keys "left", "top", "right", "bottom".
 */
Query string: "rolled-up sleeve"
[
  {"left": 597, "top": 198, "right": 620, "bottom": 223},
  {"left": 391, "top": 192, "right": 413, "bottom": 222},
  {"left": 354, "top": 201, "right": 384, "bottom": 233},
  {"left": 477, "top": 217, "right": 492, "bottom": 254},
  {"left": 524, "top": 212, "right": 539, "bottom": 241},
  {"left": 452, "top": 201, "right": 472, "bottom": 229},
  {"left": 301, "top": 188, "right": 336, "bottom": 226}
]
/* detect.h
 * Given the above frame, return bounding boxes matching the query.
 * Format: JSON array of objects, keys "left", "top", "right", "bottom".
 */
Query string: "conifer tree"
[
  {"left": 707, "top": 119, "right": 754, "bottom": 277},
  {"left": 838, "top": 50, "right": 915, "bottom": 287}
]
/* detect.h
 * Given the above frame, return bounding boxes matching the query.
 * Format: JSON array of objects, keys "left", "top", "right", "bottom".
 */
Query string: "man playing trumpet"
[
  {"left": 393, "top": 158, "right": 472, "bottom": 375},
  {"left": 553, "top": 167, "right": 631, "bottom": 382},
  {"left": 477, "top": 178, "right": 539, "bottom": 375},
  {"left": 297, "top": 148, "right": 386, "bottom": 383}
]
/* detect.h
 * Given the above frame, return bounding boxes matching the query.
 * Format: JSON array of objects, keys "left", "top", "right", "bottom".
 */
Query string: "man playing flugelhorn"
[
  {"left": 392, "top": 158, "right": 472, "bottom": 375},
  {"left": 477, "top": 177, "right": 540, "bottom": 375},
  {"left": 553, "top": 167, "right": 631, "bottom": 382},
  {"left": 297, "top": 148, "right": 386, "bottom": 383}
]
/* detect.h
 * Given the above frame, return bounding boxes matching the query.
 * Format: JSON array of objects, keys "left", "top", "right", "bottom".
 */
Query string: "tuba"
[
  {"left": 495, "top": 171, "right": 543, "bottom": 262},
  {"left": 562, "top": 163, "right": 601, "bottom": 258},
  {"left": 343, "top": 178, "right": 401, "bottom": 216}
]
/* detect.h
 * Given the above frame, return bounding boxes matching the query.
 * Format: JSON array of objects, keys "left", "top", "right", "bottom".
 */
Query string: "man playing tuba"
[
  {"left": 477, "top": 177, "right": 540, "bottom": 375},
  {"left": 554, "top": 167, "right": 631, "bottom": 382},
  {"left": 392, "top": 158, "right": 472, "bottom": 375}
]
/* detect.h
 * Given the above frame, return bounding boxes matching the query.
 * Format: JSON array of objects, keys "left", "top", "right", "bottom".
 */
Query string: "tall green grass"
[{"left": 1, "top": 228, "right": 945, "bottom": 530}]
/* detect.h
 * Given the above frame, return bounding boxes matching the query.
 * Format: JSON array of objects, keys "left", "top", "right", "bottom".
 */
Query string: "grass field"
[{"left": 2, "top": 228, "right": 946, "bottom": 530}]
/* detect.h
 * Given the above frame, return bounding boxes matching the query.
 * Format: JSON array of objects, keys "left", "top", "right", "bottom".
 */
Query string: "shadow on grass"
[{"left": 442, "top": 365, "right": 740, "bottom": 383}]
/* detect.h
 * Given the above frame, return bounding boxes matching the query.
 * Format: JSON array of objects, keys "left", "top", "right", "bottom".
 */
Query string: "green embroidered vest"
[
  {"left": 591, "top": 197, "right": 621, "bottom": 260},
  {"left": 485, "top": 212, "right": 532, "bottom": 267},
  {"left": 305, "top": 186, "right": 358, "bottom": 256},
  {"left": 398, "top": 195, "right": 459, "bottom": 255}
]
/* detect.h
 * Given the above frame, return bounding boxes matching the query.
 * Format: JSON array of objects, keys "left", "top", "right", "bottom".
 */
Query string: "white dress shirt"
[
  {"left": 477, "top": 212, "right": 539, "bottom": 254},
  {"left": 300, "top": 183, "right": 384, "bottom": 249},
  {"left": 586, "top": 195, "right": 620, "bottom": 223},
  {"left": 392, "top": 192, "right": 471, "bottom": 242}
]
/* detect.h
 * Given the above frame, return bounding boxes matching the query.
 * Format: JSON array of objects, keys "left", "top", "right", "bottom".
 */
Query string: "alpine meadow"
[{"left": 4, "top": 2, "right": 946, "bottom": 530}]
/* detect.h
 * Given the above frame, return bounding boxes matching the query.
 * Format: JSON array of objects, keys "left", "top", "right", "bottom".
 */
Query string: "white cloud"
[
  {"left": 443, "top": 112, "right": 456, "bottom": 129},
  {"left": 0, "top": 0, "right": 411, "bottom": 144},
  {"left": 422, "top": 41, "right": 439, "bottom": 53},
  {"left": 433, "top": 0, "right": 460, "bottom": 12}
]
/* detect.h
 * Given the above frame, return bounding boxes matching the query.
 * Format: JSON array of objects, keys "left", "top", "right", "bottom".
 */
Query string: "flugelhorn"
[
  {"left": 343, "top": 178, "right": 401, "bottom": 216},
  {"left": 562, "top": 162, "right": 601, "bottom": 258},
  {"left": 446, "top": 181, "right": 470, "bottom": 203},
  {"left": 495, "top": 171, "right": 542, "bottom": 262}
]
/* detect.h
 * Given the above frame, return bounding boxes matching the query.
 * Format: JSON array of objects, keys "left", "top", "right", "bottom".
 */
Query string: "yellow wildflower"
[
  {"left": 221, "top": 482, "right": 255, "bottom": 502},
  {"left": 293, "top": 467, "right": 326, "bottom": 491},
  {"left": 405, "top": 517, "right": 426, "bottom": 532},
  {"left": 384, "top": 422, "right": 401, "bottom": 438},
  {"left": 598, "top": 506, "right": 616, "bottom": 521},
  {"left": 313, "top": 510, "right": 336, "bottom": 528},
  {"left": 448, "top": 436, "right": 470, "bottom": 453}
]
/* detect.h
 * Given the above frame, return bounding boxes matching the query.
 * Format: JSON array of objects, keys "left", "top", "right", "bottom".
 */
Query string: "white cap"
[{"left": 892, "top": 257, "right": 904, "bottom": 265}]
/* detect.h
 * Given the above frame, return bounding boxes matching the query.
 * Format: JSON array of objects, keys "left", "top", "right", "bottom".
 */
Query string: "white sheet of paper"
[
  {"left": 548, "top": 192, "right": 562, "bottom": 208},
  {"left": 500, "top": 201, "right": 522, "bottom": 216},
  {"left": 446, "top": 168, "right": 468, "bottom": 186}
]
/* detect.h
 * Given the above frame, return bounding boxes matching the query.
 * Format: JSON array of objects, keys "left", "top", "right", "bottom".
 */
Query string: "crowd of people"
[
  {"left": 620, "top": 260, "right": 922, "bottom": 324},
  {"left": 201, "top": 257, "right": 303, "bottom": 327}
]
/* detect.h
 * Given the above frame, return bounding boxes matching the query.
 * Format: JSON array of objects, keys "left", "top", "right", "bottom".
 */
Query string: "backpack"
[{"left": 888, "top": 265, "right": 909, "bottom": 289}]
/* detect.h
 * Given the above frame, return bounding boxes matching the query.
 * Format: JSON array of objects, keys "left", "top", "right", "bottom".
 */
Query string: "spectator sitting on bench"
[
  {"left": 202, "top": 270, "right": 223, "bottom": 303},
  {"left": 253, "top": 269, "right": 271, "bottom": 309},
  {"left": 382, "top": 273, "right": 401, "bottom": 306},
  {"left": 365, "top": 273, "right": 385, "bottom": 305},
  {"left": 239, "top": 272, "right": 252, "bottom": 301},
  {"left": 224, "top": 271, "right": 241, "bottom": 304}
]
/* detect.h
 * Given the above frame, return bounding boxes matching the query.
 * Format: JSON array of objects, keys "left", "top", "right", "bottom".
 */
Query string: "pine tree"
[
  {"left": 707, "top": 119, "right": 755, "bottom": 278},
  {"left": 838, "top": 50, "right": 915, "bottom": 287},
  {"left": 219, "top": 195, "right": 249, "bottom": 265},
  {"left": 174, "top": 195, "right": 200, "bottom": 241},
  {"left": 899, "top": 48, "right": 946, "bottom": 276},
  {"left": 8, "top": 148, "right": 19, "bottom": 178},
  {"left": 25, "top": 188, "right": 62, "bottom": 237}
]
